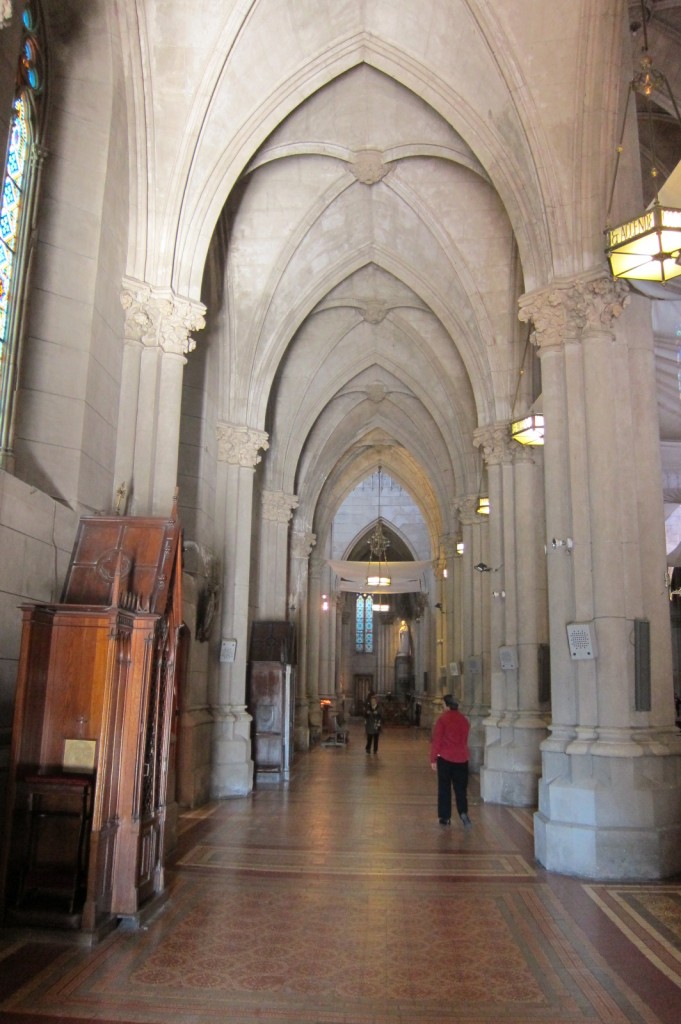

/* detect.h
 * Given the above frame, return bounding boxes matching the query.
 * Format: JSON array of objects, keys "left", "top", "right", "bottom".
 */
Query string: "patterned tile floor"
[{"left": 1, "top": 723, "right": 681, "bottom": 1023}]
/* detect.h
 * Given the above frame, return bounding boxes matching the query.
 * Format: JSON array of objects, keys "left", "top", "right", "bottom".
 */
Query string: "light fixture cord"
[{"left": 511, "top": 327, "right": 532, "bottom": 419}]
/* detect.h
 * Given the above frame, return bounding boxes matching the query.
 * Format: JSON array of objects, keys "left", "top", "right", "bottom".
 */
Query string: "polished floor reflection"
[{"left": 1, "top": 723, "right": 680, "bottom": 1023}]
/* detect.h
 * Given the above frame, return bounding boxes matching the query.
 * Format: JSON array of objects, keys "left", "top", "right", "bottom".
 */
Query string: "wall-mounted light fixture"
[
  {"left": 456, "top": 540, "right": 464, "bottom": 556},
  {"left": 476, "top": 496, "right": 490, "bottom": 515},
  {"left": 321, "top": 593, "right": 329, "bottom": 611},
  {"left": 551, "top": 538, "right": 573, "bottom": 553}
]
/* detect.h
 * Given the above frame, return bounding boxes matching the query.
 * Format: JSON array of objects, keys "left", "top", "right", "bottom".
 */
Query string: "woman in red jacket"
[{"left": 430, "top": 695, "right": 472, "bottom": 829}]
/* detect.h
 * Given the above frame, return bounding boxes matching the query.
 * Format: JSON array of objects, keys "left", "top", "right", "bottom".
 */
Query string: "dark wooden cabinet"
[{"left": 1, "top": 507, "right": 183, "bottom": 933}]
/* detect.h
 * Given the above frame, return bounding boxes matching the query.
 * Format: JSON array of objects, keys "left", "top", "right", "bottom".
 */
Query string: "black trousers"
[
  {"left": 436, "top": 757, "right": 469, "bottom": 820},
  {"left": 365, "top": 731, "right": 379, "bottom": 752}
]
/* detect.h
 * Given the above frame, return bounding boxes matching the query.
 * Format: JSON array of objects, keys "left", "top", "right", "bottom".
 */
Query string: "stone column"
[
  {"left": 439, "top": 535, "right": 457, "bottom": 681},
  {"left": 476, "top": 423, "right": 549, "bottom": 806},
  {"left": 290, "top": 525, "right": 316, "bottom": 750},
  {"left": 118, "top": 278, "right": 206, "bottom": 515},
  {"left": 520, "top": 271, "right": 681, "bottom": 879},
  {"left": 257, "top": 490, "right": 298, "bottom": 620},
  {"left": 306, "top": 552, "right": 324, "bottom": 741},
  {"left": 450, "top": 516, "right": 465, "bottom": 690},
  {"left": 210, "top": 423, "right": 269, "bottom": 797},
  {"left": 455, "top": 493, "right": 490, "bottom": 769},
  {"left": 318, "top": 553, "right": 336, "bottom": 699}
]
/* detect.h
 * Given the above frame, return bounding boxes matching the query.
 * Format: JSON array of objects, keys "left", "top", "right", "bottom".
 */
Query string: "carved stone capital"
[
  {"left": 439, "top": 535, "right": 458, "bottom": 560},
  {"left": 456, "top": 494, "right": 480, "bottom": 526},
  {"left": 216, "top": 424, "right": 269, "bottom": 467},
  {"left": 291, "top": 529, "right": 316, "bottom": 559},
  {"left": 512, "top": 442, "right": 539, "bottom": 464},
  {"left": 519, "top": 272, "right": 629, "bottom": 351},
  {"left": 262, "top": 490, "right": 299, "bottom": 524},
  {"left": 473, "top": 422, "right": 513, "bottom": 465},
  {"left": 120, "top": 278, "right": 206, "bottom": 355}
]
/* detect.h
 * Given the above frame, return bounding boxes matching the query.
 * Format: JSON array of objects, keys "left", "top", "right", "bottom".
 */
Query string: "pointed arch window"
[
  {"left": 355, "top": 594, "right": 374, "bottom": 653},
  {"left": 0, "top": 1, "right": 46, "bottom": 469}
]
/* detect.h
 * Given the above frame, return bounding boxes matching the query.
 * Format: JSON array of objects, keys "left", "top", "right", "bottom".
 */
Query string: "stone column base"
[
  {"left": 534, "top": 737, "right": 681, "bottom": 879},
  {"left": 176, "top": 707, "right": 214, "bottom": 808},
  {"left": 294, "top": 696, "right": 310, "bottom": 751},
  {"left": 210, "top": 705, "right": 254, "bottom": 798},
  {"left": 308, "top": 700, "right": 322, "bottom": 744},
  {"left": 480, "top": 715, "right": 548, "bottom": 806},
  {"left": 418, "top": 696, "right": 441, "bottom": 732},
  {"left": 466, "top": 706, "right": 490, "bottom": 772}
]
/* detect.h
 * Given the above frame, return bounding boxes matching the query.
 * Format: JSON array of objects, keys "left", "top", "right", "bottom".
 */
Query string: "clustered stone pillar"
[
  {"left": 118, "top": 277, "right": 206, "bottom": 515},
  {"left": 211, "top": 423, "right": 269, "bottom": 798},
  {"left": 520, "top": 271, "right": 681, "bottom": 879},
  {"left": 306, "top": 552, "right": 324, "bottom": 741},
  {"left": 475, "top": 423, "right": 549, "bottom": 806},
  {"left": 257, "top": 489, "right": 299, "bottom": 620},
  {"left": 455, "top": 493, "right": 490, "bottom": 769},
  {"left": 290, "top": 524, "right": 316, "bottom": 750}
]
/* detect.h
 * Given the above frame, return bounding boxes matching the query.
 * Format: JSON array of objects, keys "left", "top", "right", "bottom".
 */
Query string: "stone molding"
[
  {"left": 473, "top": 422, "right": 513, "bottom": 465},
  {"left": 291, "top": 529, "right": 316, "bottom": 559},
  {"left": 120, "top": 277, "right": 206, "bottom": 355},
  {"left": 216, "top": 424, "right": 269, "bottom": 467},
  {"left": 262, "top": 490, "right": 299, "bottom": 523},
  {"left": 518, "top": 271, "right": 630, "bottom": 351},
  {"left": 512, "top": 442, "right": 539, "bottom": 464}
]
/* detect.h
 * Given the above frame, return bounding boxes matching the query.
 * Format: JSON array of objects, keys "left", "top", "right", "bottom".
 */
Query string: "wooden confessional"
[
  {"left": 0, "top": 505, "right": 183, "bottom": 934},
  {"left": 248, "top": 622, "right": 296, "bottom": 782}
]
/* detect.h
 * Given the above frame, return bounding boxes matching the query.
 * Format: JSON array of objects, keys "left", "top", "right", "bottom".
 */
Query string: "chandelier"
[
  {"left": 510, "top": 328, "right": 544, "bottom": 446},
  {"left": 604, "top": 3, "right": 681, "bottom": 283},
  {"left": 366, "top": 466, "right": 391, "bottom": 590}
]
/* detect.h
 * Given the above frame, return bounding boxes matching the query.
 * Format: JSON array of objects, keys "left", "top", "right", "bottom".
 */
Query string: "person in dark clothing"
[
  {"left": 430, "top": 694, "right": 472, "bottom": 828},
  {"left": 364, "top": 694, "right": 382, "bottom": 753}
]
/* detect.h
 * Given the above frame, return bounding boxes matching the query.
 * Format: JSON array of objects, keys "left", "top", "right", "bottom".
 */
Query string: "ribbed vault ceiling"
[{"left": 200, "top": 5, "right": 681, "bottom": 560}]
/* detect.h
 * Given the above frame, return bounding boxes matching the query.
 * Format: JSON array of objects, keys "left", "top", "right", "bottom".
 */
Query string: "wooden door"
[{"left": 353, "top": 674, "right": 373, "bottom": 715}]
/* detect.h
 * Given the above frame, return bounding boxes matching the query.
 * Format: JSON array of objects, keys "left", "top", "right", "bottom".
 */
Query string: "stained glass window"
[
  {"left": 355, "top": 595, "right": 373, "bottom": 653},
  {"left": 0, "top": 96, "right": 28, "bottom": 345},
  {"left": 0, "top": 1, "right": 44, "bottom": 458}
]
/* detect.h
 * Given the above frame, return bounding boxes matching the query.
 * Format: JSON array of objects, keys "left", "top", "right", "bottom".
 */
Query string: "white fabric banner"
[{"left": 326, "top": 559, "right": 431, "bottom": 593}]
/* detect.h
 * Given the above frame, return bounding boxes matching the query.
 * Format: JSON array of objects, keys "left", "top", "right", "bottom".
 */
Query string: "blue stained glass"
[
  {"left": 0, "top": 96, "right": 28, "bottom": 343},
  {"left": 365, "top": 596, "right": 373, "bottom": 653},
  {"left": 355, "top": 595, "right": 374, "bottom": 653}
]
